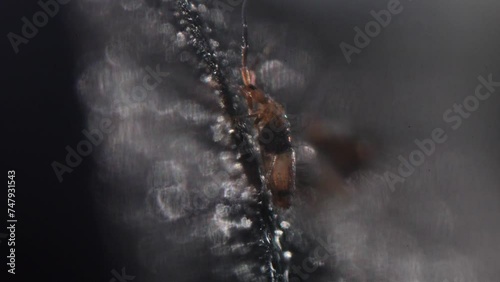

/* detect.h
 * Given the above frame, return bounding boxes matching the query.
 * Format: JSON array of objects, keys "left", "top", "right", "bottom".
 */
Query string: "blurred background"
[{"left": 3, "top": 0, "right": 500, "bottom": 281}]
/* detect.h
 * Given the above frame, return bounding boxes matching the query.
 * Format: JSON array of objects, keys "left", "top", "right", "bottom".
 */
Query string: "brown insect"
[{"left": 239, "top": 0, "right": 296, "bottom": 209}]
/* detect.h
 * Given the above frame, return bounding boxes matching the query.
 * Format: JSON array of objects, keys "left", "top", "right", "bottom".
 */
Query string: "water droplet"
[
  {"left": 198, "top": 4, "right": 208, "bottom": 13},
  {"left": 175, "top": 32, "right": 187, "bottom": 48},
  {"left": 120, "top": 0, "right": 143, "bottom": 11},
  {"left": 209, "top": 39, "right": 219, "bottom": 49},
  {"left": 280, "top": 221, "right": 291, "bottom": 229}
]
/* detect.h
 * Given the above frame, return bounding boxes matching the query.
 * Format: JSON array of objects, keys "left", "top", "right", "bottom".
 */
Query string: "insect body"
[{"left": 239, "top": 0, "right": 296, "bottom": 208}]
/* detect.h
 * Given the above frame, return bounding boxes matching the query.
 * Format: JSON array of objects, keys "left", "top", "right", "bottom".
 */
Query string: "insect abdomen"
[{"left": 267, "top": 149, "right": 295, "bottom": 209}]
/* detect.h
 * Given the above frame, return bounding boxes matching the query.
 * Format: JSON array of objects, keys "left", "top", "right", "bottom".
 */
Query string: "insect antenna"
[
  {"left": 241, "top": 0, "right": 249, "bottom": 69},
  {"left": 240, "top": 0, "right": 255, "bottom": 86}
]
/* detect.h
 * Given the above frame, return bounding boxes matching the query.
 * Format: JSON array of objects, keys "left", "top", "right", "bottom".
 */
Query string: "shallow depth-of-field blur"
[{"left": 72, "top": 0, "right": 500, "bottom": 281}]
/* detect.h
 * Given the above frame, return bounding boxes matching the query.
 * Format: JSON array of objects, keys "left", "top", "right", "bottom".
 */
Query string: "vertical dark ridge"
[{"left": 175, "top": 1, "right": 289, "bottom": 281}]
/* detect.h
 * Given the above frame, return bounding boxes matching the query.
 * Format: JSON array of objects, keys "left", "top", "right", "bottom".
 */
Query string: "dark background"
[{"left": 2, "top": 1, "right": 110, "bottom": 281}]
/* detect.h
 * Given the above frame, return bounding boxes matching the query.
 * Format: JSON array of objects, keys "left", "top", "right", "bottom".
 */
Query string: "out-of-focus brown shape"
[
  {"left": 307, "top": 122, "right": 373, "bottom": 178},
  {"left": 302, "top": 121, "right": 374, "bottom": 205}
]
